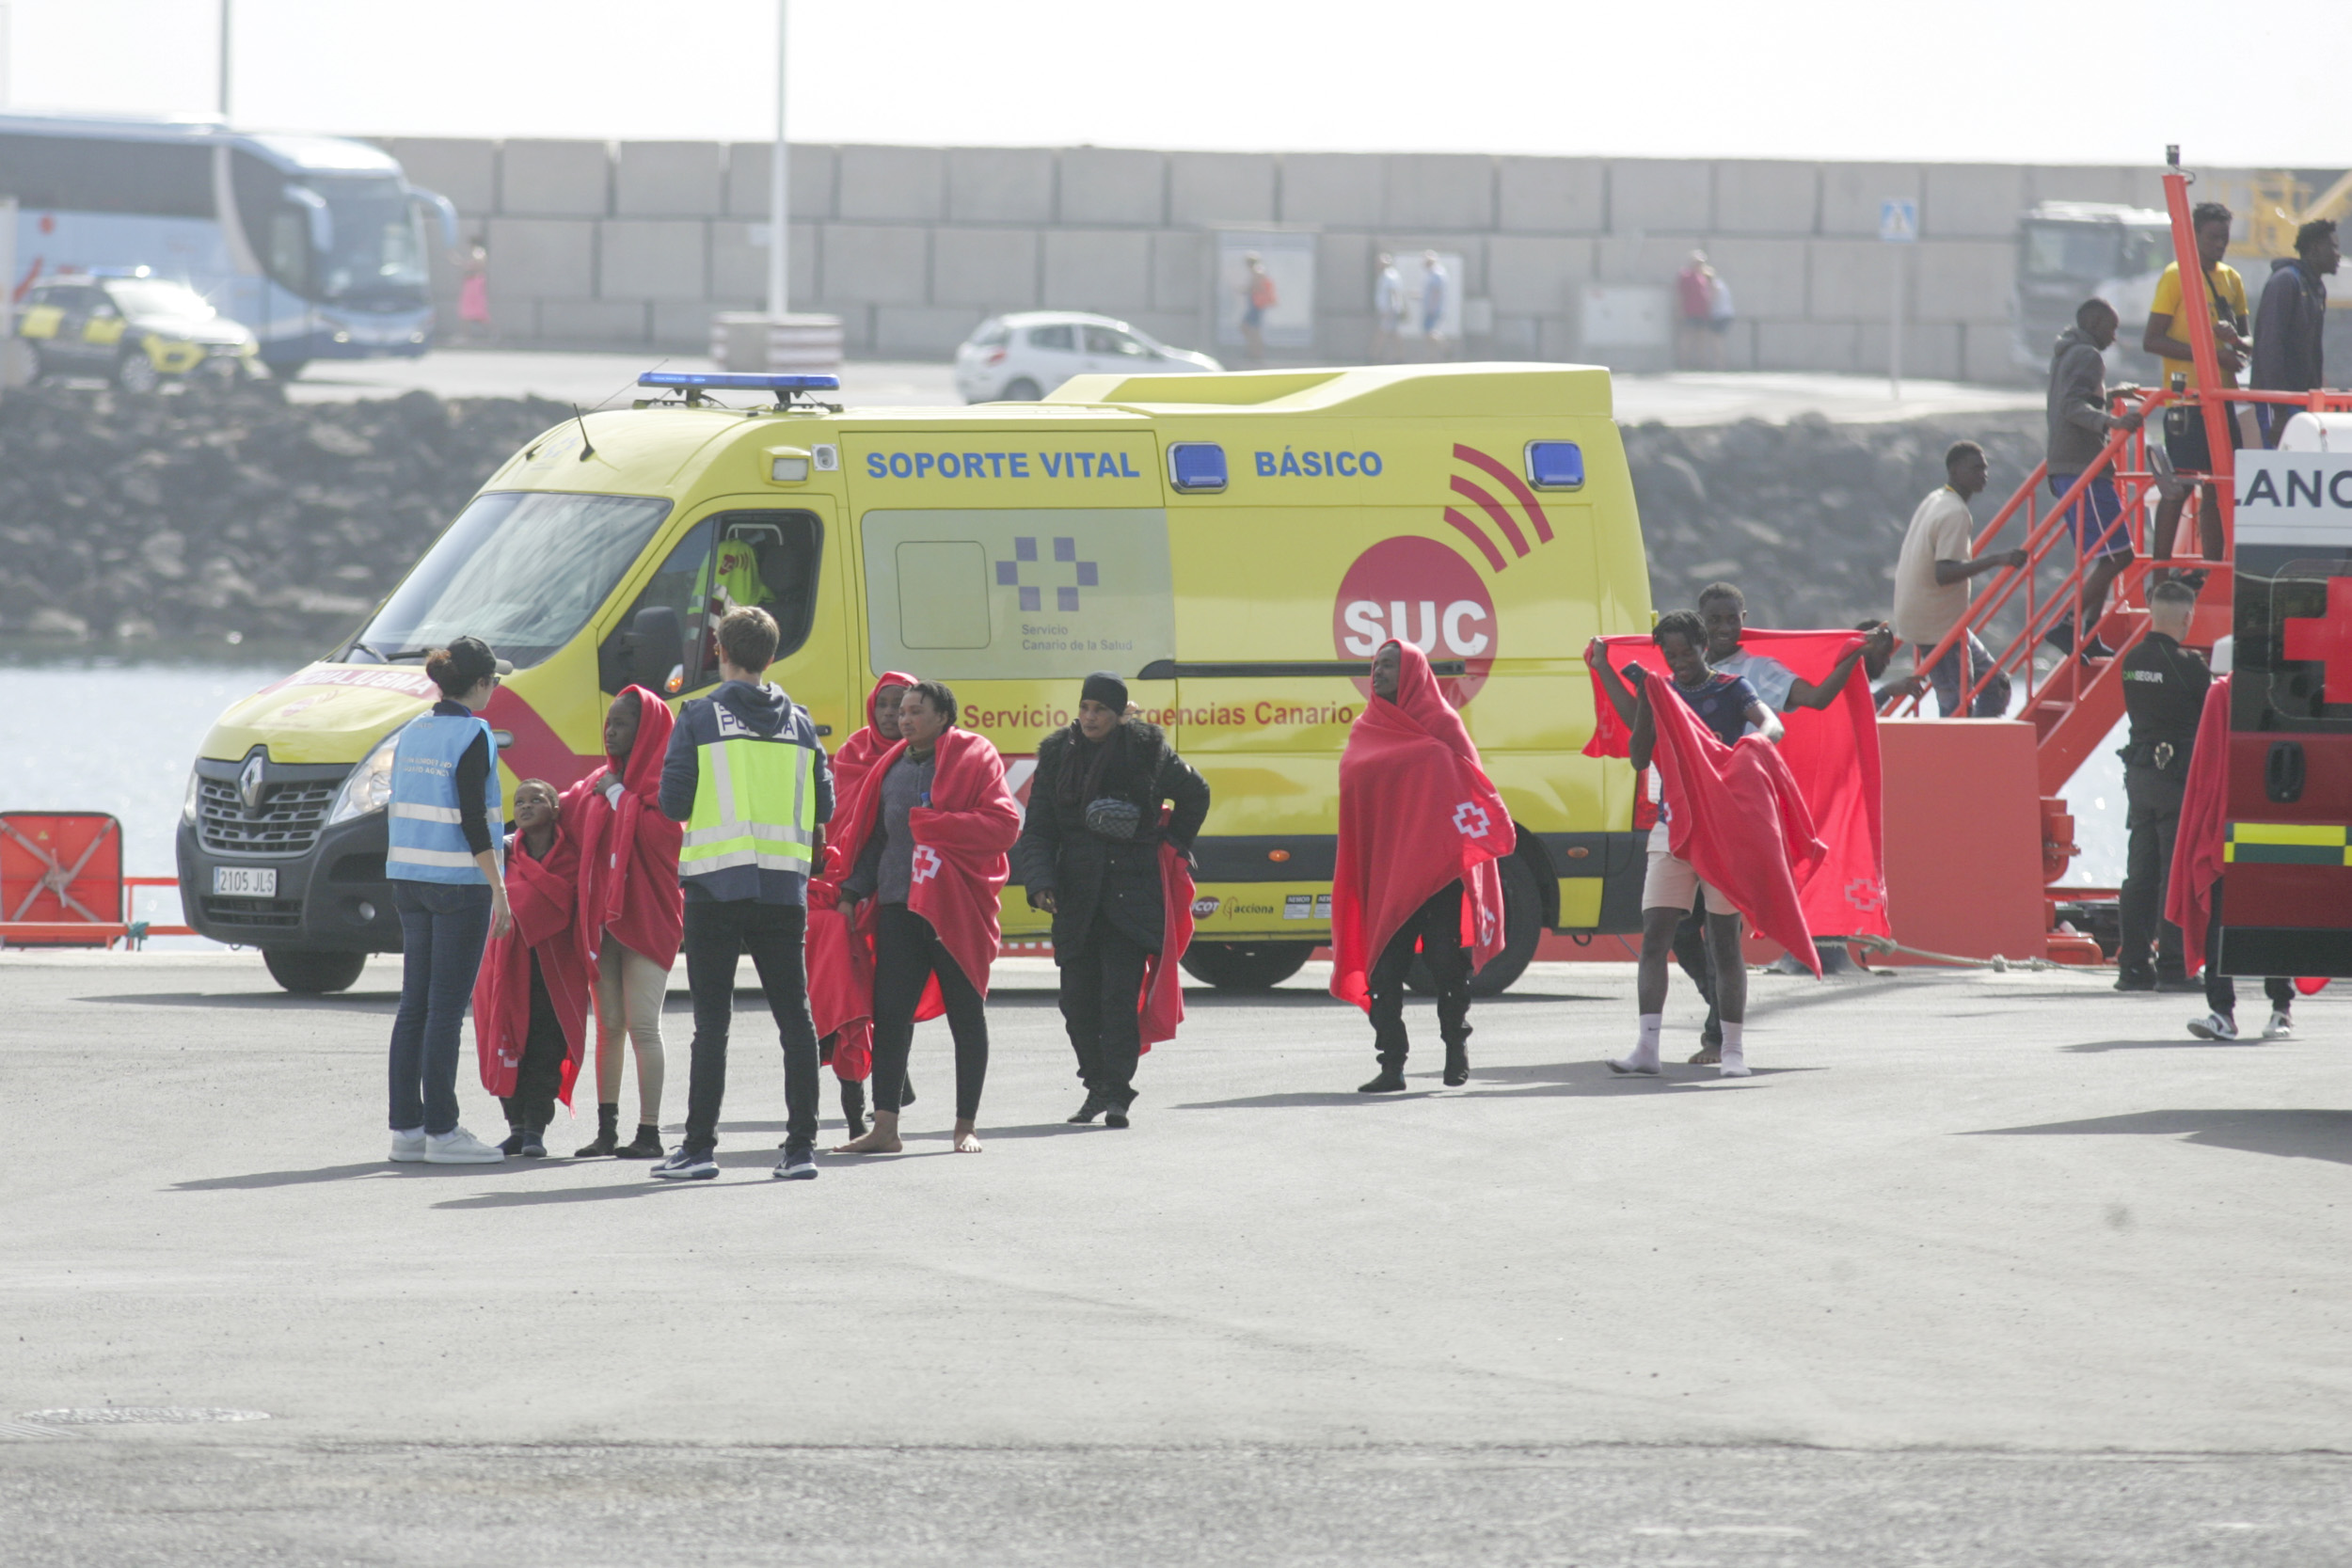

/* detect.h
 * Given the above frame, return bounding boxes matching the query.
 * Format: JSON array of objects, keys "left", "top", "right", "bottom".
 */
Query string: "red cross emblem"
[{"left": 2282, "top": 577, "right": 2352, "bottom": 704}]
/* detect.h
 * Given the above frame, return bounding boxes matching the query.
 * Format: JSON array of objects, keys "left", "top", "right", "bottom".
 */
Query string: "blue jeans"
[
  {"left": 388, "top": 879, "right": 492, "bottom": 1135},
  {"left": 1921, "top": 629, "right": 2010, "bottom": 719}
]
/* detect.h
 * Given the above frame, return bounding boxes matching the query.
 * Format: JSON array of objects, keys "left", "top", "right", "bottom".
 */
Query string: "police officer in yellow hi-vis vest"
[
  {"left": 652, "top": 605, "right": 834, "bottom": 1181},
  {"left": 385, "top": 636, "right": 514, "bottom": 1166}
]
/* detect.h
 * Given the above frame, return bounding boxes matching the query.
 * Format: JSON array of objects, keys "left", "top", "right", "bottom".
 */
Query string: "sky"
[{"left": 0, "top": 0, "right": 2342, "bottom": 168}]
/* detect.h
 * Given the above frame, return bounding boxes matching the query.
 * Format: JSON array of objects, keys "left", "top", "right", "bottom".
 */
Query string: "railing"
[{"left": 0, "top": 877, "right": 195, "bottom": 950}]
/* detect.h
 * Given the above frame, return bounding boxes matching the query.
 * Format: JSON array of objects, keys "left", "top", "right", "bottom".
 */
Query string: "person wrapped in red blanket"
[
  {"left": 1015, "top": 671, "right": 1212, "bottom": 1129},
  {"left": 2166, "top": 673, "right": 2314, "bottom": 1041},
  {"left": 806, "top": 670, "right": 918, "bottom": 1136},
  {"left": 473, "top": 779, "right": 591, "bottom": 1157},
  {"left": 829, "top": 679, "right": 1023, "bottom": 1155},
  {"left": 1586, "top": 610, "right": 1822, "bottom": 1079},
  {"left": 561, "top": 686, "right": 684, "bottom": 1159},
  {"left": 1330, "top": 640, "right": 1511, "bottom": 1093}
]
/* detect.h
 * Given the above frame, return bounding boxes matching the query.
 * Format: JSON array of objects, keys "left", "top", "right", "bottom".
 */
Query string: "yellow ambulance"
[{"left": 177, "top": 363, "right": 1653, "bottom": 993}]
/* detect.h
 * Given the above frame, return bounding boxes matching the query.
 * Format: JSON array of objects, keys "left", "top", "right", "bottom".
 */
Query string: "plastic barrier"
[{"left": 0, "top": 814, "right": 193, "bottom": 949}]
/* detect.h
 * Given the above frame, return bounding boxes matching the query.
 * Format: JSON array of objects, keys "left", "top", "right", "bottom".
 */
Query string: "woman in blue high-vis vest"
[{"left": 386, "top": 636, "right": 516, "bottom": 1165}]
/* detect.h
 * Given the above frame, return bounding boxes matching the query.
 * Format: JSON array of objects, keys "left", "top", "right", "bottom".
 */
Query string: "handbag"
[{"left": 1084, "top": 796, "right": 1143, "bottom": 842}]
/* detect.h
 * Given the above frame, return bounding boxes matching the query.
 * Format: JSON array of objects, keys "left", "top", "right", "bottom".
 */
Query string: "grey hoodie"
[
  {"left": 2046, "top": 325, "right": 2122, "bottom": 473},
  {"left": 659, "top": 678, "right": 834, "bottom": 904}
]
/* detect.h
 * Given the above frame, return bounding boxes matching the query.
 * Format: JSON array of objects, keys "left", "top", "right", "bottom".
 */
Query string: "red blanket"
[
  {"left": 1644, "top": 676, "right": 1827, "bottom": 975},
  {"left": 825, "top": 725, "right": 1023, "bottom": 997},
  {"left": 804, "top": 670, "right": 920, "bottom": 1081},
  {"left": 1140, "top": 831, "right": 1196, "bottom": 1051},
  {"left": 562, "top": 685, "right": 684, "bottom": 972},
  {"left": 473, "top": 827, "right": 591, "bottom": 1102},
  {"left": 1329, "top": 641, "right": 1511, "bottom": 1011},
  {"left": 2167, "top": 676, "right": 2231, "bottom": 974},
  {"left": 1585, "top": 631, "right": 1889, "bottom": 941}
]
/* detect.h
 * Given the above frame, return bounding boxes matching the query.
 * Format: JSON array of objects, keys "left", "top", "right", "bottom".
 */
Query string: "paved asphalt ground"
[
  {"left": 4, "top": 951, "right": 2347, "bottom": 1564},
  {"left": 275, "top": 348, "right": 2043, "bottom": 426}
]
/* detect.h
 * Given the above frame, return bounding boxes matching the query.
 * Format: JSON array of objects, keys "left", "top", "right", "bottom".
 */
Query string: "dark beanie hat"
[{"left": 1081, "top": 671, "right": 1129, "bottom": 713}]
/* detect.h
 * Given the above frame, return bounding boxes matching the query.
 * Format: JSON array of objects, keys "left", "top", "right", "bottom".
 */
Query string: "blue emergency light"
[
  {"left": 1524, "top": 440, "right": 1585, "bottom": 490},
  {"left": 637, "top": 372, "right": 841, "bottom": 392},
  {"left": 1168, "top": 442, "right": 1228, "bottom": 494}
]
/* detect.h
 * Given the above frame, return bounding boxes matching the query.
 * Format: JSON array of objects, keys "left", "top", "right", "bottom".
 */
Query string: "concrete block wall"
[{"left": 376, "top": 135, "right": 2218, "bottom": 380}]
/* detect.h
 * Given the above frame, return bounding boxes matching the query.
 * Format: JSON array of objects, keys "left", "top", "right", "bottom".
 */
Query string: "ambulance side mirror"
[{"left": 600, "top": 605, "right": 686, "bottom": 695}]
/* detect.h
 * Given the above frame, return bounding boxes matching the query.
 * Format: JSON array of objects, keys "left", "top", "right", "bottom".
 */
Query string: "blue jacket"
[{"left": 659, "top": 678, "right": 834, "bottom": 904}]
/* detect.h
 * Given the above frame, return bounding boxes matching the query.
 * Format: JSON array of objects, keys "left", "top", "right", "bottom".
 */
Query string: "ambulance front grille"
[{"left": 198, "top": 778, "right": 340, "bottom": 857}]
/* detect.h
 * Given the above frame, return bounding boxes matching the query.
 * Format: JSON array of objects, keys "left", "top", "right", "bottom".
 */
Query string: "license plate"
[{"left": 212, "top": 866, "right": 278, "bottom": 897}]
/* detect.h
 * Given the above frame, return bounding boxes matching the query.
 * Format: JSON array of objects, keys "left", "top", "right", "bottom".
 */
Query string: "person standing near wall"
[
  {"left": 564, "top": 687, "right": 684, "bottom": 1160},
  {"left": 2250, "top": 218, "right": 2338, "bottom": 447},
  {"left": 653, "top": 606, "right": 834, "bottom": 1182},
  {"left": 1372, "top": 252, "right": 1406, "bottom": 363},
  {"left": 1240, "top": 252, "right": 1275, "bottom": 366},
  {"left": 385, "top": 636, "right": 513, "bottom": 1166},
  {"left": 832, "top": 681, "right": 1022, "bottom": 1156},
  {"left": 1018, "top": 672, "right": 1210, "bottom": 1130},
  {"left": 1676, "top": 250, "right": 1719, "bottom": 371},
  {"left": 1419, "top": 250, "right": 1452, "bottom": 360}
]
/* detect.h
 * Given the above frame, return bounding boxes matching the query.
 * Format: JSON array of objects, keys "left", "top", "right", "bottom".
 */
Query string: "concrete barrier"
[
  {"left": 1714, "top": 161, "right": 1821, "bottom": 237},
  {"left": 499, "top": 140, "right": 612, "bottom": 218},
  {"left": 1279, "top": 153, "right": 1385, "bottom": 228},
  {"left": 1042, "top": 229, "right": 1153, "bottom": 315},
  {"left": 1498, "top": 157, "right": 1607, "bottom": 235},
  {"left": 615, "top": 142, "right": 724, "bottom": 219},
  {"left": 599, "top": 220, "right": 709, "bottom": 302},
  {"left": 1059, "top": 147, "right": 1165, "bottom": 226},
  {"left": 931, "top": 227, "right": 1041, "bottom": 309},
  {"left": 384, "top": 137, "right": 497, "bottom": 214},
  {"left": 1386, "top": 154, "right": 1495, "bottom": 230},
  {"left": 819, "top": 225, "right": 930, "bottom": 306},
  {"left": 838, "top": 144, "right": 947, "bottom": 223},
  {"left": 1168, "top": 151, "right": 1277, "bottom": 227},
  {"left": 946, "top": 148, "right": 1057, "bottom": 224},
  {"left": 1609, "top": 160, "right": 1713, "bottom": 234},
  {"left": 725, "top": 143, "right": 837, "bottom": 220}
]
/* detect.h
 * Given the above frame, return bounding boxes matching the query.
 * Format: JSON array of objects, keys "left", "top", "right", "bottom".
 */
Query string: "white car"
[{"left": 953, "top": 311, "right": 1221, "bottom": 403}]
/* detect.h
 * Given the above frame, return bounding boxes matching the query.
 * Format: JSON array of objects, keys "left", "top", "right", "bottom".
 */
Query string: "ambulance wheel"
[
  {"left": 115, "top": 349, "right": 162, "bottom": 394},
  {"left": 1003, "top": 377, "right": 1042, "bottom": 401},
  {"left": 1180, "top": 941, "right": 1312, "bottom": 992},
  {"left": 1407, "top": 852, "right": 1541, "bottom": 999},
  {"left": 263, "top": 947, "right": 369, "bottom": 994}
]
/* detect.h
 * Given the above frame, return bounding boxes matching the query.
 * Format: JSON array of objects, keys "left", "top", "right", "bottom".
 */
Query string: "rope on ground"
[{"left": 1833, "top": 934, "right": 2065, "bottom": 974}]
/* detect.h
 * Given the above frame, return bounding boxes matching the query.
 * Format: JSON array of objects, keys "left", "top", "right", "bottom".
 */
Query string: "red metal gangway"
[{"left": 1883, "top": 163, "right": 2352, "bottom": 800}]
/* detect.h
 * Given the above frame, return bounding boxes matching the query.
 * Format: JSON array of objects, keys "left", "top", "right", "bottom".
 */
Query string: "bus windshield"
[
  {"left": 350, "top": 492, "right": 674, "bottom": 670},
  {"left": 314, "top": 176, "right": 429, "bottom": 306}
]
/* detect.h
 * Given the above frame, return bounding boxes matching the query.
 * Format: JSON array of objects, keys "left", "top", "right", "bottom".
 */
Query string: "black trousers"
[
  {"left": 871, "top": 902, "right": 990, "bottom": 1121},
  {"left": 1670, "top": 908, "right": 1724, "bottom": 1045},
  {"left": 1367, "top": 881, "right": 1470, "bottom": 1066},
  {"left": 681, "top": 899, "right": 819, "bottom": 1155},
  {"left": 2121, "top": 774, "right": 2186, "bottom": 980},
  {"left": 500, "top": 953, "right": 570, "bottom": 1132},
  {"left": 1058, "top": 913, "right": 1152, "bottom": 1105},
  {"left": 2202, "top": 879, "right": 2296, "bottom": 1018}
]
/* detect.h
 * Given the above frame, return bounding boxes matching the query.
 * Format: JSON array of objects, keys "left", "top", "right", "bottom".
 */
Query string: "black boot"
[
  {"left": 615, "top": 1121, "right": 664, "bottom": 1159},
  {"left": 518, "top": 1125, "right": 548, "bottom": 1158},
  {"left": 575, "top": 1103, "right": 619, "bottom": 1158},
  {"left": 1067, "top": 1088, "right": 1109, "bottom": 1125},
  {"left": 500, "top": 1123, "right": 528, "bottom": 1156},
  {"left": 1104, "top": 1089, "right": 1134, "bottom": 1130},
  {"left": 1358, "top": 1062, "right": 1408, "bottom": 1094},
  {"left": 840, "top": 1078, "right": 868, "bottom": 1141},
  {"left": 1442, "top": 1040, "right": 1470, "bottom": 1088}
]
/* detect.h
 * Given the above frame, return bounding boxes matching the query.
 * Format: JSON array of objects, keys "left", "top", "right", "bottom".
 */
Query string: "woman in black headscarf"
[{"left": 1017, "top": 673, "right": 1210, "bottom": 1129}]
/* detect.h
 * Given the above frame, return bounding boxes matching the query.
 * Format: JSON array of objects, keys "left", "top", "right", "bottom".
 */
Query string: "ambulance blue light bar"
[
  {"left": 1168, "top": 442, "right": 1227, "bottom": 494},
  {"left": 1524, "top": 440, "right": 1585, "bottom": 490},
  {"left": 637, "top": 372, "right": 841, "bottom": 392}
]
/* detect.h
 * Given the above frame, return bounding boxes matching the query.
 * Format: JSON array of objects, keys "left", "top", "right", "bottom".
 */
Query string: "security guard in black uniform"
[{"left": 2115, "top": 578, "right": 2210, "bottom": 991}]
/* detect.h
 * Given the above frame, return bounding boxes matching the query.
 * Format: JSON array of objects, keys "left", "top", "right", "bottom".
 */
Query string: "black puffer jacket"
[{"left": 1016, "top": 720, "right": 1210, "bottom": 958}]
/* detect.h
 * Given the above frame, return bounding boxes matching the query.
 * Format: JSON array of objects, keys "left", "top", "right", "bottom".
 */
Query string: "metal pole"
[
  {"left": 1889, "top": 247, "right": 1902, "bottom": 402},
  {"left": 218, "top": 0, "right": 232, "bottom": 119},
  {"left": 0, "top": 6, "right": 13, "bottom": 110},
  {"left": 766, "top": 0, "right": 788, "bottom": 320}
]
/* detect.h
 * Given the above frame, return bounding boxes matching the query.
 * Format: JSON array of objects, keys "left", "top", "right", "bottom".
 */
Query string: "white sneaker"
[
  {"left": 389, "top": 1127, "right": 426, "bottom": 1163},
  {"left": 2265, "top": 1011, "right": 2295, "bottom": 1040},
  {"left": 1718, "top": 1050, "right": 1752, "bottom": 1078},
  {"left": 1605, "top": 1050, "right": 1661, "bottom": 1076},
  {"left": 423, "top": 1126, "right": 505, "bottom": 1164},
  {"left": 2186, "top": 1012, "right": 2238, "bottom": 1042}
]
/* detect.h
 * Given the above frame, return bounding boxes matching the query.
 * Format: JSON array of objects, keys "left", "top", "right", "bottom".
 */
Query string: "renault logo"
[{"left": 238, "top": 753, "right": 268, "bottom": 815}]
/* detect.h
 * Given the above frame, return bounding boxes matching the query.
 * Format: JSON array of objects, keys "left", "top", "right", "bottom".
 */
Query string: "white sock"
[
  {"left": 1631, "top": 1015, "right": 1662, "bottom": 1065},
  {"left": 1720, "top": 1021, "right": 1744, "bottom": 1056}
]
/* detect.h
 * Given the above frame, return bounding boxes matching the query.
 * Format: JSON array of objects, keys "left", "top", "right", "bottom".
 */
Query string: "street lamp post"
[
  {"left": 219, "top": 0, "right": 231, "bottom": 119},
  {"left": 712, "top": 0, "right": 839, "bottom": 373},
  {"left": 767, "top": 0, "right": 787, "bottom": 320}
]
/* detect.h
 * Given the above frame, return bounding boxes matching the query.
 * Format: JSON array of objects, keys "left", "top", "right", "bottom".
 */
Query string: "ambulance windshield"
[{"left": 349, "top": 491, "right": 673, "bottom": 670}]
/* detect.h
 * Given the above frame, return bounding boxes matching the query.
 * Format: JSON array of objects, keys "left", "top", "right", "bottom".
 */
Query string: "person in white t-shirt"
[
  {"left": 1890, "top": 442, "right": 2026, "bottom": 719},
  {"left": 1372, "top": 252, "right": 1406, "bottom": 362}
]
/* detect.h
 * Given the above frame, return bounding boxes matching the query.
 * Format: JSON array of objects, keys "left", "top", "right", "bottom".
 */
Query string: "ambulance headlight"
[
  {"left": 328, "top": 733, "right": 401, "bottom": 825},
  {"left": 1168, "top": 442, "right": 1227, "bottom": 494},
  {"left": 182, "top": 767, "right": 202, "bottom": 825},
  {"left": 1524, "top": 441, "right": 1584, "bottom": 490}
]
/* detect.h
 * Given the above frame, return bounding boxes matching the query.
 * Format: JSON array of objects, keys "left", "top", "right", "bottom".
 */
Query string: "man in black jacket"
[
  {"left": 1017, "top": 673, "right": 1210, "bottom": 1129},
  {"left": 2251, "top": 218, "right": 2339, "bottom": 447},
  {"left": 2115, "top": 579, "right": 2209, "bottom": 992}
]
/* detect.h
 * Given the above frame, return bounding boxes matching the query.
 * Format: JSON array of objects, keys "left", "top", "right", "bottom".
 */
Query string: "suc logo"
[{"left": 1331, "top": 535, "right": 1498, "bottom": 704}]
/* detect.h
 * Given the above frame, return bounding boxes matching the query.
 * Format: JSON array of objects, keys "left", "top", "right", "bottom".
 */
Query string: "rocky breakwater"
[
  {"left": 1626, "top": 409, "right": 2053, "bottom": 636},
  {"left": 0, "top": 385, "right": 569, "bottom": 647}
]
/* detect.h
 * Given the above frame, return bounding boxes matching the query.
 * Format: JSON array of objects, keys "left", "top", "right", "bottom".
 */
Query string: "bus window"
[{"left": 861, "top": 508, "right": 1175, "bottom": 680}]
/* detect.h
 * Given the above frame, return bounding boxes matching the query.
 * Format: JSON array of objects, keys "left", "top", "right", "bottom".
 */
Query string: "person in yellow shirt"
[{"left": 2141, "top": 202, "right": 2248, "bottom": 572}]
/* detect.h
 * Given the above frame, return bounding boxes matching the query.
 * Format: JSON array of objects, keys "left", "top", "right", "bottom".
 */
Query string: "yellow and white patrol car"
[
  {"left": 179, "top": 362, "right": 1654, "bottom": 994},
  {"left": 14, "top": 270, "right": 259, "bottom": 391}
]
